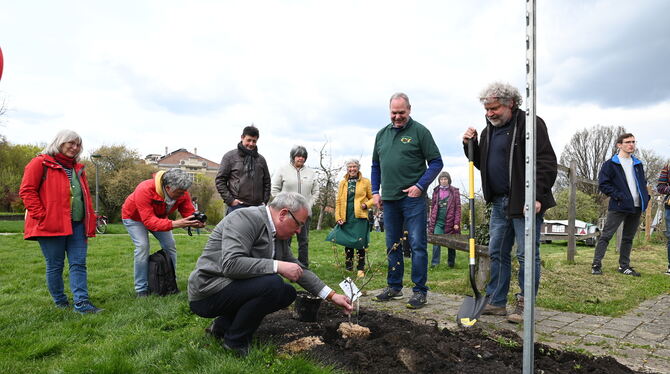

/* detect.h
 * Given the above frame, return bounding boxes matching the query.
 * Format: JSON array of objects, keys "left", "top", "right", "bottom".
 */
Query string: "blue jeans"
[
  {"left": 383, "top": 196, "right": 428, "bottom": 294},
  {"left": 486, "top": 196, "right": 543, "bottom": 307},
  {"left": 665, "top": 208, "right": 670, "bottom": 266},
  {"left": 37, "top": 221, "right": 89, "bottom": 305},
  {"left": 123, "top": 219, "right": 177, "bottom": 293}
]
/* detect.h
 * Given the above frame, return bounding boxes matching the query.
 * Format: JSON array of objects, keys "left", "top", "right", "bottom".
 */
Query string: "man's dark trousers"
[
  {"left": 592, "top": 208, "right": 642, "bottom": 269},
  {"left": 290, "top": 216, "right": 311, "bottom": 268},
  {"left": 189, "top": 274, "right": 296, "bottom": 349}
]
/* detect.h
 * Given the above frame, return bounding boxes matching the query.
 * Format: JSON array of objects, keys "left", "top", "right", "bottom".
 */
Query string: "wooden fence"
[{"left": 427, "top": 233, "right": 489, "bottom": 289}]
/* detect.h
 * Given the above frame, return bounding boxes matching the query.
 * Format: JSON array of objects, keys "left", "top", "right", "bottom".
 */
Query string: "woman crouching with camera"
[{"left": 121, "top": 168, "right": 205, "bottom": 297}]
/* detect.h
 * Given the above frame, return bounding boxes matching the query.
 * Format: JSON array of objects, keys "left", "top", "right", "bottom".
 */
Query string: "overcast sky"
[{"left": 1, "top": 0, "right": 669, "bottom": 192}]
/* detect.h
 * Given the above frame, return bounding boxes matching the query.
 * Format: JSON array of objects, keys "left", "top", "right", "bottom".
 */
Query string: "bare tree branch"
[
  {"left": 314, "top": 139, "right": 343, "bottom": 230},
  {"left": 558, "top": 125, "right": 626, "bottom": 206}
]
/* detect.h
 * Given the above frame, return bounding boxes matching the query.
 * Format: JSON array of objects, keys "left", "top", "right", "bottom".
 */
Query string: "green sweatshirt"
[{"left": 372, "top": 118, "right": 441, "bottom": 200}]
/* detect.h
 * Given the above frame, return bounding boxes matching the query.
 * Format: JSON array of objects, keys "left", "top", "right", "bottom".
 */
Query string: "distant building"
[{"left": 145, "top": 148, "right": 220, "bottom": 180}]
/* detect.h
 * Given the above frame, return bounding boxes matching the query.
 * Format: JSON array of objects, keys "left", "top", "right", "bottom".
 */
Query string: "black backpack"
[{"left": 148, "top": 249, "right": 179, "bottom": 296}]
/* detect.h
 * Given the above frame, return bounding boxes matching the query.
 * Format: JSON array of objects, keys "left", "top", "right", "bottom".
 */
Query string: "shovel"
[{"left": 457, "top": 140, "right": 490, "bottom": 327}]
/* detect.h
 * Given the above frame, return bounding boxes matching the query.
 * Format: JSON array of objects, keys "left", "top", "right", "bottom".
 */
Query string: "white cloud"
[{"left": 1, "top": 0, "right": 668, "bottom": 190}]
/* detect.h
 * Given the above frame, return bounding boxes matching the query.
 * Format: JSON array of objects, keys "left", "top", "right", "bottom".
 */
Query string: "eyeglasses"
[
  {"left": 622, "top": 140, "right": 636, "bottom": 144},
  {"left": 286, "top": 209, "right": 305, "bottom": 228}
]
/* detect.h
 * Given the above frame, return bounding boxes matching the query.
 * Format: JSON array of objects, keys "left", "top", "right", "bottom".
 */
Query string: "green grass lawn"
[
  {"left": 0, "top": 220, "right": 25, "bottom": 233},
  {"left": 1, "top": 225, "right": 668, "bottom": 373}
]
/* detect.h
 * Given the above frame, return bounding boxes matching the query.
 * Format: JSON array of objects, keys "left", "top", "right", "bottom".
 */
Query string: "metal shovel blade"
[{"left": 457, "top": 294, "right": 490, "bottom": 327}]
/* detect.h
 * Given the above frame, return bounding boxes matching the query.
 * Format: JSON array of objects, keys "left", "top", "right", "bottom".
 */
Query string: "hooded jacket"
[
  {"left": 599, "top": 154, "right": 650, "bottom": 213},
  {"left": 121, "top": 171, "right": 195, "bottom": 231},
  {"left": 19, "top": 154, "right": 96, "bottom": 240},
  {"left": 428, "top": 185, "right": 461, "bottom": 234},
  {"left": 464, "top": 108, "right": 557, "bottom": 218}
]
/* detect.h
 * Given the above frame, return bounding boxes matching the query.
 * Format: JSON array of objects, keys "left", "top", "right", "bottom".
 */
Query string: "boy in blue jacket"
[{"left": 591, "top": 133, "right": 650, "bottom": 276}]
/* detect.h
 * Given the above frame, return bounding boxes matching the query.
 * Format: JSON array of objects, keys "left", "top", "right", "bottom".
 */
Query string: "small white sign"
[{"left": 339, "top": 277, "right": 361, "bottom": 302}]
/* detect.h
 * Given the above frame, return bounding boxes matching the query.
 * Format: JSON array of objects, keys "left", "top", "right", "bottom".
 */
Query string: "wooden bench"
[{"left": 427, "top": 233, "right": 490, "bottom": 289}]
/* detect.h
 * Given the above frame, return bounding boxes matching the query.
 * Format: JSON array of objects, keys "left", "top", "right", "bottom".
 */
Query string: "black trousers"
[
  {"left": 289, "top": 216, "right": 311, "bottom": 268},
  {"left": 592, "top": 208, "right": 641, "bottom": 268},
  {"left": 345, "top": 247, "right": 366, "bottom": 271},
  {"left": 189, "top": 274, "right": 296, "bottom": 349}
]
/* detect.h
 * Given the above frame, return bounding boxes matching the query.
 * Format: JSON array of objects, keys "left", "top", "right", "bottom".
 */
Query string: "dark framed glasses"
[{"left": 286, "top": 209, "right": 305, "bottom": 228}]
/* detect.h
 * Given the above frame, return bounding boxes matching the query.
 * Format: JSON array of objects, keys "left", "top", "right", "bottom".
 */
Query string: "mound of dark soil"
[{"left": 255, "top": 303, "right": 646, "bottom": 374}]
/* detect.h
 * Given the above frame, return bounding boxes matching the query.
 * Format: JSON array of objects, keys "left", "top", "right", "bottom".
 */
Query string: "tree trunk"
[{"left": 317, "top": 201, "right": 325, "bottom": 230}]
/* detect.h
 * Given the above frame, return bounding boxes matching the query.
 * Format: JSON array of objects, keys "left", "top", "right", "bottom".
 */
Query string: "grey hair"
[
  {"left": 479, "top": 82, "right": 523, "bottom": 110},
  {"left": 389, "top": 92, "right": 411, "bottom": 108},
  {"left": 43, "top": 129, "right": 83, "bottom": 161},
  {"left": 344, "top": 158, "right": 360, "bottom": 168},
  {"left": 162, "top": 168, "right": 193, "bottom": 190},
  {"left": 269, "top": 192, "right": 309, "bottom": 213},
  {"left": 289, "top": 145, "right": 308, "bottom": 163}
]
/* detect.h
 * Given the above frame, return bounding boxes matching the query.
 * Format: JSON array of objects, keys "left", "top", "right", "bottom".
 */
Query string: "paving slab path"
[{"left": 360, "top": 289, "right": 670, "bottom": 373}]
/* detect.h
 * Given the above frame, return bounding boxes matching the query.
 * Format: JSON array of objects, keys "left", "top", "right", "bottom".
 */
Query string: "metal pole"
[
  {"left": 523, "top": 0, "right": 537, "bottom": 373},
  {"left": 95, "top": 166, "right": 99, "bottom": 213},
  {"left": 91, "top": 154, "right": 101, "bottom": 213},
  {"left": 567, "top": 160, "right": 577, "bottom": 263}
]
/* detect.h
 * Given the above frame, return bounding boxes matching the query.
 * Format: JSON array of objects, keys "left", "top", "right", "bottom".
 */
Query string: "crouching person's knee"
[{"left": 265, "top": 275, "right": 297, "bottom": 310}]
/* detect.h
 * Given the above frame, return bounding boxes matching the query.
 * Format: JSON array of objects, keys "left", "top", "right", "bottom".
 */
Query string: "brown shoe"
[
  {"left": 357, "top": 270, "right": 365, "bottom": 278},
  {"left": 482, "top": 303, "right": 507, "bottom": 316},
  {"left": 507, "top": 296, "right": 524, "bottom": 324}
]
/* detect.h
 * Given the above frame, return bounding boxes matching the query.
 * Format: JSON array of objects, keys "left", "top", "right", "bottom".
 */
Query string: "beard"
[
  {"left": 487, "top": 111, "right": 512, "bottom": 127},
  {"left": 488, "top": 116, "right": 503, "bottom": 127}
]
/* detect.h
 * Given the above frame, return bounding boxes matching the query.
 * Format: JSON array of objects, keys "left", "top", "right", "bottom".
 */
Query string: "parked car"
[{"left": 540, "top": 219, "right": 600, "bottom": 246}]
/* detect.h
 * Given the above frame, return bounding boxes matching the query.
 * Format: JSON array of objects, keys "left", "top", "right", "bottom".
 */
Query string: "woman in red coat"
[
  {"left": 19, "top": 130, "right": 101, "bottom": 313},
  {"left": 428, "top": 172, "right": 461, "bottom": 268},
  {"left": 121, "top": 169, "right": 204, "bottom": 297}
]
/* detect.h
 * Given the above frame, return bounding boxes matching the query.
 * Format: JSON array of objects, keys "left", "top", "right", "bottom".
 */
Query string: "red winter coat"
[
  {"left": 19, "top": 154, "right": 96, "bottom": 240},
  {"left": 428, "top": 185, "right": 461, "bottom": 234},
  {"left": 121, "top": 171, "right": 195, "bottom": 232}
]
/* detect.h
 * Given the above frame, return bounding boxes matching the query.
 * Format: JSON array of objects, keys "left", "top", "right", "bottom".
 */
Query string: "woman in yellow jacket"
[{"left": 329, "top": 159, "right": 374, "bottom": 277}]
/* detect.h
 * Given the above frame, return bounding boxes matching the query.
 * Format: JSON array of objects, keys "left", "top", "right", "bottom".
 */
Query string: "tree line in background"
[
  {"left": 1, "top": 125, "right": 668, "bottom": 229},
  {"left": 459, "top": 125, "right": 668, "bottom": 232},
  {"left": 0, "top": 137, "right": 345, "bottom": 228}
]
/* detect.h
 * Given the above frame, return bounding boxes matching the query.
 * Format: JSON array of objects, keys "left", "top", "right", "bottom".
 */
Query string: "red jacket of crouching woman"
[
  {"left": 19, "top": 154, "right": 96, "bottom": 240},
  {"left": 121, "top": 171, "right": 195, "bottom": 232},
  {"left": 428, "top": 185, "right": 461, "bottom": 234}
]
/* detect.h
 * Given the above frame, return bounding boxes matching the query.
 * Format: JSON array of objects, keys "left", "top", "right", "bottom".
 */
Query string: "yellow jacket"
[{"left": 335, "top": 173, "right": 374, "bottom": 222}]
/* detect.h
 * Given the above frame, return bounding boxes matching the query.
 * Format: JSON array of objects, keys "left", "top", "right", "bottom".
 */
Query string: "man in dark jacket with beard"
[
  {"left": 462, "top": 82, "right": 557, "bottom": 324},
  {"left": 216, "top": 125, "right": 271, "bottom": 214}
]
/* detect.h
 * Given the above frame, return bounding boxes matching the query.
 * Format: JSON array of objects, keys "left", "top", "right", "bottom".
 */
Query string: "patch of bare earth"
[{"left": 255, "top": 303, "right": 650, "bottom": 374}]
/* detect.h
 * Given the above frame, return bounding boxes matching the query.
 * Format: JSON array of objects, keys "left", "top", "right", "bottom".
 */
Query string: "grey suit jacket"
[{"left": 187, "top": 206, "right": 326, "bottom": 301}]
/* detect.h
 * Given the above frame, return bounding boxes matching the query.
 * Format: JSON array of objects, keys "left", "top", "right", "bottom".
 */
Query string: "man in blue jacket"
[{"left": 591, "top": 133, "right": 650, "bottom": 276}]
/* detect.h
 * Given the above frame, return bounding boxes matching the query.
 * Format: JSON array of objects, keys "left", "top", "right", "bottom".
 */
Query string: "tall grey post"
[
  {"left": 91, "top": 154, "right": 102, "bottom": 213},
  {"left": 523, "top": 0, "right": 537, "bottom": 373}
]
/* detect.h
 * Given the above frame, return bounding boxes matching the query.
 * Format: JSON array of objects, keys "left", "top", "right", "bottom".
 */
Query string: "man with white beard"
[{"left": 462, "top": 82, "right": 557, "bottom": 324}]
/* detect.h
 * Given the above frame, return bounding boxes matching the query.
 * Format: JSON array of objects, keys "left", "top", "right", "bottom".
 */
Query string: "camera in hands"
[{"left": 188, "top": 211, "right": 207, "bottom": 236}]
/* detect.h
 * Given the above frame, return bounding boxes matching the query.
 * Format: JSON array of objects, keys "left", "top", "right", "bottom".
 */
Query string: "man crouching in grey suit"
[{"left": 188, "top": 192, "right": 353, "bottom": 356}]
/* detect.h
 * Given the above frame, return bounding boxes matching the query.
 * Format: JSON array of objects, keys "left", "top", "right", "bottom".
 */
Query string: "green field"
[{"left": 1, "top": 225, "right": 668, "bottom": 373}]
